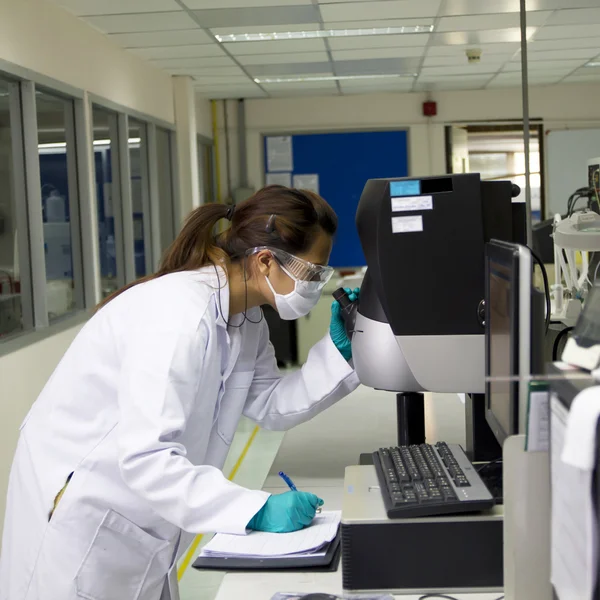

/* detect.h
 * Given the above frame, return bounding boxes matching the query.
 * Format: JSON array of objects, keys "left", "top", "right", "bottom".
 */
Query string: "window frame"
[{"left": 0, "top": 65, "right": 178, "bottom": 353}]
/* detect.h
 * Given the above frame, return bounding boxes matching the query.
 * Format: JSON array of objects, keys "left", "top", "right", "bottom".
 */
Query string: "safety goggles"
[{"left": 247, "top": 246, "right": 334, "bottom": 289}]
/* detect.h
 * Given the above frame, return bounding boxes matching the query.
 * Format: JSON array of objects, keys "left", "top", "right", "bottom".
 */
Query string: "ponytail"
[
  {"left": 97, "top": 185, "right": 337, "bottom": 310},
  {"left": 96, "top": 203, "right": 230, "bottom": 310}
]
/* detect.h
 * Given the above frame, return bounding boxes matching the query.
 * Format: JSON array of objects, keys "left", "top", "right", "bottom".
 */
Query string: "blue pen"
[
  {"left": 278, "top": 471, "right": 322, "bottom": 513},
  {"left": 278, "top": 471, "right": 298, "bottom": 492}
]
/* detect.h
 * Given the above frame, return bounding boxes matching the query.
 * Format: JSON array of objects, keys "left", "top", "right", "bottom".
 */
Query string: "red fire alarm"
[{"left": 423, "top": 101, "right": 437, "bottom": 117}]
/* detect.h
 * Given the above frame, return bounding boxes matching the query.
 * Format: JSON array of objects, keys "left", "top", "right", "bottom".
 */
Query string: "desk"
[{"left": 213, "top": 479, "right": 503, "bottom": 600}]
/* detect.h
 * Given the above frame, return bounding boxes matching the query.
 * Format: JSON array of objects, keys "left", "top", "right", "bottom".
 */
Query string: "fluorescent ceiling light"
[
  {"left": 254, "top": 74, "right": 416, "bottom": 84},
  {"left": 38, "top": 138, "right": 141, "bottom": 149},
  {"left": 215, "top": 26, "right": 433, "bottom": 43},
  {"left": 585, "top": 61, "right": 600, "bottom": 67}
]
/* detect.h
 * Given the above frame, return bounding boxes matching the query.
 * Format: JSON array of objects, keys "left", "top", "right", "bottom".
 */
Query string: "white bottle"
[{"left": 46, "top": 190, "right": 66, "bottom": 222}]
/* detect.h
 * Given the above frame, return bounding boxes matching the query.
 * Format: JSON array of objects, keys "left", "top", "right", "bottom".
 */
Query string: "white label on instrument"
[
  {"left": 391, "top": 195, "right": 433, "bottom": 212},
  {"left": 392, "top": 215, "right": 423, "bottom": 233}
]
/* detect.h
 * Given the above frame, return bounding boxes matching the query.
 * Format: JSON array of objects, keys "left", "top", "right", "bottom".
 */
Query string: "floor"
[{"left": 178, "top": 387, "right": 469, "bottom": 600}]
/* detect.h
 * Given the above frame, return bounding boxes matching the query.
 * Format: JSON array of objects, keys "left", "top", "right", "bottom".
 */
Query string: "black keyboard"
[{"left": 373, "top": 442, "right": 495, "bottom": 519}]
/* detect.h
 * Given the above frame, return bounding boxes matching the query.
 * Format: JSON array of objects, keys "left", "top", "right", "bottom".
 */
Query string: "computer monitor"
[{"left": 485, "top": 240, "right": 544, "bottom": 445}]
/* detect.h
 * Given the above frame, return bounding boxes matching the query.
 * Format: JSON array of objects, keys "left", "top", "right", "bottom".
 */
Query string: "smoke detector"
[{"left": 466, "top": 48, "right": 482, "bottom": 64}]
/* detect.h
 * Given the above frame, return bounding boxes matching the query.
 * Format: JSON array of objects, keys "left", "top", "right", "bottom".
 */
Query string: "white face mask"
[{"left": 265, "top": 273, "right": 322, "bottom": 320}]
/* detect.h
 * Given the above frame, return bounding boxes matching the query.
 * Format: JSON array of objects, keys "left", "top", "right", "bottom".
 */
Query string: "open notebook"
[{"left": 199, "top": 511, "right": 341, "bottom": 560}]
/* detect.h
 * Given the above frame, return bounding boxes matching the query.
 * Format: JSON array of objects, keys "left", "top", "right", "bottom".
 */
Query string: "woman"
[{"left": 0, "top": 186, "right": 360, "bottom": 600}]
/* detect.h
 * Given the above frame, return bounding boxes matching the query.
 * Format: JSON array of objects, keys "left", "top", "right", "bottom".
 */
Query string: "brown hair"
[{"left": 97, "top": 185, "right": 337, "bottom": 309}]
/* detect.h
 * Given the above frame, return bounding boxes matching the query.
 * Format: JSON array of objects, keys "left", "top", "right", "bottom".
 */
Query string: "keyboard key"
[{"left": 442, "top": 488, "right": 458, "bottom": 500}]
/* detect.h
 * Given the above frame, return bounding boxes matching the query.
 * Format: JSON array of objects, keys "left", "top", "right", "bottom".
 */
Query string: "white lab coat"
[{"left": 0, "top": 266, "right": 359, "bottom": 600}]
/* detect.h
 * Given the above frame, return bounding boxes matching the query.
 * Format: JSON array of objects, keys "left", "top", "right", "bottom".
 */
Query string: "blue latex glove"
[
  {"left": 330, "top": 287, "right": 360, "bottom": 361},
  {"left": 247, "top": 491, "right": 324, "bottom": 533}
]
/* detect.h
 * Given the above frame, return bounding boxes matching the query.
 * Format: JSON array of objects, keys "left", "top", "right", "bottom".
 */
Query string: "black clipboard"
[{"left": 192, "top": 529, "right": 341, "bottom": 572}]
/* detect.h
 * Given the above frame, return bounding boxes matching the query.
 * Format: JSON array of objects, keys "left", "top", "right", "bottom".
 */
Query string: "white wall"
[
  {"left": 0, "top": 323, "right": 84, "bottom": 537},
  {"left": 213, "top": 83, "right": 600, "bottom": 207},
  {"left": 0, "top": 0, "right": 174, "bottom": 123},
  {"left": 0, "top": 0, "right": 182, "bottom": 540}
]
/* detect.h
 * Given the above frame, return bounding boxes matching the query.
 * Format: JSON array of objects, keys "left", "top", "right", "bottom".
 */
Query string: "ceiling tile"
[
  {"left": 237, "top": 51, "right": 329, "bottom": 65},
  {"left": 129, "top": 44, "right": 224, "bottom": 60},
  {"left": 529, "top": 37, "right": 600, "bottom": 52},
  {"left": 56, "top": 0, "right": 181, "bottom": 15},
  {"left": 248, "top": 63, "right": 332, "bottom": 77},
  {"left": 324, "top": 18, "right": 435, "bottom": 29},
  {"left": 440, "top": 0, "right": 519, "bottom": 15},
  {"left": 339, "top": 79, "right": 414, "bottom": 89},
  {"left": 262, "top": 82, "right": 337, "bottom": 91},
  {"left": 160, "top": 57, "right": 238, "bottom": 72},
  {"left": 502, "top": 60, "right": 586, "bottom": 72},
  {"left": 269, "top": 89, "right": 340, "bottom": 98},
  {"left": 327, "top": 33, "right": 430, "bottom": 51},
  {"left": 342, "top": 84, "right": 414, "bottom": 94},
  {"left": 84, "top": 12, "right": 197, "bottom": 34},
  {"left": 195, "top": 87, "right": 267, "bottom": 99},
  {"left": 441, "top": 0, "right": 600, "bottom": 15},
  {"left": 319, "top": 0, "right": 443, "bottom": 22},
  {"left": 335, "top": 57, "right": 420, "bottom": 75},
  {"left": 332, "top": 47, "right": 426, "bottom": 61},
  {"left": 192, "top": 76, "right": 252, "bottom": 85},
  {"left": 438, "top": 11, "right": 551, "bottom": 32},
  {"left": 110, "top": 30, "right": 212, "bottom": 47},
  {"left": 545, "top": 8, "right": 600, "bottom": 26},
  {"left": 563, "top": 73, "right": 600, "bottom": 84},
  {"left": 524, "top": 49, "right": 599, "bottom": 61},
  {"left": 420, "top": 65, "right": 501, "bottom": 77},
  {"left": 150, "top": 56, "right": 236, "bottom": 68},
  {"left": 423, "top": 54, "right": 510, "bottom": 67},
  {"left": 534, "top": 24, "right": 600, "bottom": 40},
  {"left": 417, "top": 74, "right": 494, "bottom": 82},
  {"left": 414, "top": 78, "right": 490, "bottom": 91},
  {"left": 192, "top": 6, "right": 320, "bottom": 29},
  {"left": 182, "top": 66, "right": 244, "bottom": 76},
  {"left": 210, "top": 24, "right": 315, "bottom": 35},
  {"left": 430, "top": 28, "right": 536, "bottom": 46},
  {"left": 185, "top": 0, "right": 311, "bottom": 7},
  {"left": 223, "top": 39, "right": 327, "bottom": 55},
  {"left": 487, "top": 72, "right": 565, "bottom": 87},
  {"left": 427, "top": 42, "right": 520, "bottom": 56}
]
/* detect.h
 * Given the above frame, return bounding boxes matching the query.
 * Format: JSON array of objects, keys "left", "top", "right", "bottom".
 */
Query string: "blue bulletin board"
[{"left": 264, "top": 130, "right": 409, "bottom": 268}]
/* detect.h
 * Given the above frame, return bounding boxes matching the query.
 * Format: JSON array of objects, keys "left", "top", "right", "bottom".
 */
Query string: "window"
[
  {"left": 156, "top": 127, "right": 176, "bottom": 252},
  {"left": 449, "top": 124, "right": 545, "bottom": 222},
  {"left": 36, "top": 90, "right": 79, "bottom": 321},
  {"left": 128, "top": 118, "right": 151, "bottom": 278},
  {"left": 0, "top": 80, "right": 23, "bottom": 337},
  {"left": 198, "top": 139, "right": 216, "bottom": 204},
  {"left": 92, "top": 106, "right": 120, "bottom": 298}
]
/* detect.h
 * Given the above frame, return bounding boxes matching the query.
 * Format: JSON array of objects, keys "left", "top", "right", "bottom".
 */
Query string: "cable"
[
  {"left": 553, "top": 326, "right": 574, "bottom": 361},
  {"left": 528, "top": 246, "right": 551, "bottom": 332},
  {"left": 569, "top": 194, "right": 589, "bottom": 216},
  {"left": 594, "top": 259, "right": 600, "bottom": 284},
  {"left": 477, "top": 457, "right": 503, "bottom": 473},
  {"left": 212, "top": 259, "right": 263, "bottom": 329}
]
